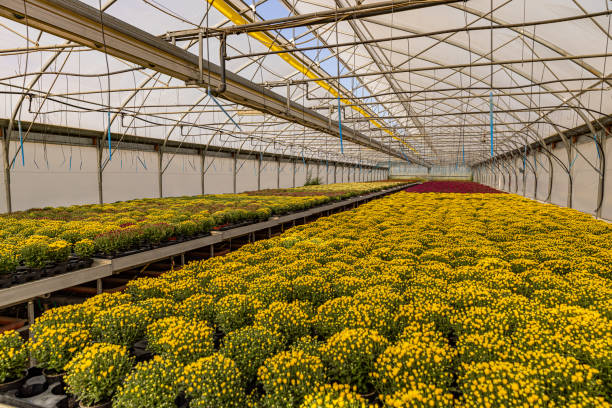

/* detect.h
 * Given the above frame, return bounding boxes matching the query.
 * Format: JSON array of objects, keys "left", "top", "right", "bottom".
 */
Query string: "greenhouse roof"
[{"left": 0, "top": 0, "right": 610, "bottom": 167}]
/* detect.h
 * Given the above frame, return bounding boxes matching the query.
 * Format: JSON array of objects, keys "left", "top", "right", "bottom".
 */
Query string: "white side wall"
[
  {"left": 279, "top": 161, "right": 292, "bottom": 188},
  {"left": 0, "top": 137, "right": 387, "bottom": 213},
  {"left": 236, "top": 157, "right": 259, "bottom": 193},
  {"left": 260, "top": 159, "right": 277, "bottom": 189},
  {"left": 572, "top": 140, "right": 598, "bottom": 215},
  {"left": 204, "top": 156, "right": 233, "bottom": 195},
  {"left": 8, "top": 141, "right": 100, "bottom": 210},
  {"left": 476, "top": 132, "right": 611, "bottom": 221},
  {"left": 163, "top": 153, "right": 201, "bottom": 198},
  {"left": 602, "top": 135, "right": 612, "bottom": 220}
]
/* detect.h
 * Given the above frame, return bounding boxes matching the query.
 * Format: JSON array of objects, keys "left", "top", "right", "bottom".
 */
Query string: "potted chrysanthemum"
[
  {"left": 64, "top": 343, "right": 133, "bottom": 408},
  {"left": 0, "top": 330, "right": 28, "bottom": 392}
]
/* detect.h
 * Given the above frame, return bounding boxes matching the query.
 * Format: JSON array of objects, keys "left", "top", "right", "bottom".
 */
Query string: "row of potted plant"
[
  {"left": 0, "top": 182, "right": 405, "bottom": 283},
  {"left": 1, "top": 192, "right": 610, "bottom": 407},
  {"left": 404, "top": 180, "right": 503, "bottom": 193},
  {"left": 246, "top": 181, "right": 415, "bottom": 201},
  {"left": 0, "top": 237, "right": 95, "bottom": 288}
]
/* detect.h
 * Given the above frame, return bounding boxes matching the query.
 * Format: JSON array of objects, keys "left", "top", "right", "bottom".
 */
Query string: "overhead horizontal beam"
[
  {"left": 263, "top": 53, "right": 612, "bottom": 86},
  {"left": 342, "top": 105, "right": 609, "bottom": 121},
  {"left": 0, "top": 119, "right": 385, "bottom": 166},
  {"left": 165, "top": 0, "right": 464, "bottom": 38},
  {"left": 304, "top": 77, "right": 612, "bottom": 101},
  {"left": 221, "top": 9, "right": 612, "bottom": 60},
  {"left": 0, "top": 0, "right": 408, "bottom": 161}
]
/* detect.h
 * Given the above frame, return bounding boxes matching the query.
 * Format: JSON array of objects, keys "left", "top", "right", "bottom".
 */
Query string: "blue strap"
[
  {"left": 569, "top": 153, "right": 578, "bottom": 169},
  {"left": 208, "top": 89, "right": 241, "bottom": 130},
  {"left": 301, "top": 150, "right": 306, "bottom": 166},
  {"left": 69, "top": 155, "right": 72, "bottom": 171},
  {"left": 137, "top": 156, "right": 147, "bottom": 170},
  {"left": 489, "top": 92, "right": 494, "bottom": 156},
  {"left": 523, "top": 145, "right": 526, "bottom": 170},
  {"left": 337, "top": 97, "right": 344, "bottom": 154},
  {"left": 18, "top": 120, "right": 24, "bottom": 166},
  {"left": 462, "top": 141, "right": 465, "bottom": 165}
]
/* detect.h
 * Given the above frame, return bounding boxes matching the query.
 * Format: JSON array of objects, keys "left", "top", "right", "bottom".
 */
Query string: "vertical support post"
[
  {"left": 181, "top": 253, "right": 185, "bottom": 265},
  {"left": 286, "top": 82, "right": 291, "bottom": 114},
  {"left": 305, "top": 160, "right": 309, "bottom": 181},
  {"left": 292, "top": 159, "right": 296, "bottom": 188},
  {"left": 316, "top": 160, "right": 320, "bottom": 181},
  {"left": 232, "top": 152, "right": 237, "bottom": 194},
  {"left": 567, "top": 143, "right": 573, "bottom": 208},
  {"left": 96, "top": 279, "right": 103, "bottom": 294},
  {"left": 595, "top": 129, "right": 606, "bottom": 218},
  {"left": 276, "top": 158, "right": 281, "bottom": 188},
  {"left": 334, "top": 164, "right": 337, "bottom": 183},
  {"left": 157, "top": 146, "right": 163, "bottom": 198},
  {"left": 531, "top": 152, "right": 537, "bottom": 197},
  {"left": 200, "top": 149, "right": 206, "bottom": 195},
  {"left": 326, "top": 161, "right": 329, "bottom": 184},
  {"left": 522, "top": 154, "right": 527, "bottom": 197},
  {"left": 2, "top": 128, "right": 13, "bottom": 213},
  {"left": 257, "top": 153, "right": 262, "bottom": 191},
  {"left": 96, "top": 135, "right": 103, "bottom": 204},
  {"left": 27, "top": 300, "right": 34, "bottom": 338},
  {"left": 210, "top": 244, "right": 214, "bottom": 258},
  {"left": 198, "top": 30, "right": 203, "bottom": 83}
]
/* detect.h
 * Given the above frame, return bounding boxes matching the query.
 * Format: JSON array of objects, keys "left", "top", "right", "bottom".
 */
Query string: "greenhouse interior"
[{"left": 0, "top": 0, "right": 611, "bottom": 407}]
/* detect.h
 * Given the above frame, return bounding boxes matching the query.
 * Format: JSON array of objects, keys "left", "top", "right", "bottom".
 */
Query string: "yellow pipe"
[{"left": 207, "top": 0, "right": 419, "bottom": 155}]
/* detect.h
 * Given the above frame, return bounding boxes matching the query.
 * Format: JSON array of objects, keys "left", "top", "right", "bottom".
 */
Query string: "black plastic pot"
[
  {"left": 42, "top": 369, "right": 65, "bottom": 385},
  {"left": 130, "top": 339, "right": 152, "bottom": 363},
  {"left": 79, "top": 400, "right": 112, "bottom": 408},
  {"left": 57, "top": 262, "right": 70, "bottom": 275},
  {"left": 0, "top": 274, "right": 12, "bottom": 289},
  {"left": 0, "top": 374, "right": 26, "bottom": 393},
  {"left": 45, "top": 264, "right": 64, "bottom": 277},
  {"left": 27, "top": 269, "right": 43, "bottom": 281},
  {"left": 12, "top": 270, "right": 30, "bottom": 284}
]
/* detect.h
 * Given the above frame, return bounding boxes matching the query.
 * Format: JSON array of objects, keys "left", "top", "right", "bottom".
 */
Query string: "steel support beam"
[
  {"left": 1, "top": 129, "right": 11, "bottom": 213},
  {"left": 200, "top": 149, "right": 206, "bottom": 195},
  {"left": 157, "top": 148, "right": 163, "bottom": 198},
  {"left": 96, "top": 136, "right": 103, "bottom": 204},
  {"left": 186, "top": 0, "right": 464, "bottom": 37},
  {"left": 232, "top": 152, "right": 237, "bottom": 194},
  {"left": 257, "top": 154, "right": 262, "bottom": 191}
]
